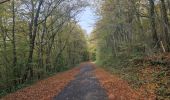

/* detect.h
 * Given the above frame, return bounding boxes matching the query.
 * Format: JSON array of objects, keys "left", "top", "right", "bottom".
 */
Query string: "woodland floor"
[{"left": 1, "top": 62, "right": 156, "bottom": 100}]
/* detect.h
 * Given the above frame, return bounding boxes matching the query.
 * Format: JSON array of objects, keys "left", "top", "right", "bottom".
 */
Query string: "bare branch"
[{"left": 0, "top": 0, "right": 10, "bottom": 4}]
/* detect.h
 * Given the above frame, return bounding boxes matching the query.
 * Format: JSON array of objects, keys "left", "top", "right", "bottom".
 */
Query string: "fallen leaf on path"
[{"left": 1, "top": 66, "right": 81, "bottom": 100}]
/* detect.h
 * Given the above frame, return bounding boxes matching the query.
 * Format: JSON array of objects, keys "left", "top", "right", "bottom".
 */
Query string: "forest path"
[
  {"left": 54, "top": 63, "right": 108, "bottom": 100},
  {"left": 2, "top": 63, "right": 155, "bottom": 100},
  {"left": 2, "top": 63, "right": 108, "bottom": 100}
]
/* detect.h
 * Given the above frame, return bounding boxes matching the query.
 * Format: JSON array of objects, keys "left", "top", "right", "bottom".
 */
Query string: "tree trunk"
[
  {"left": 38, "top": 19, "right": 46, "bottom": 69},
  {"left": 23, "top": 0, "right": 44, "bottom": 82},
  {"left": 12, "top": 0, "right": 17, "bottom": 67},
  {"left": 160, "top": 0, "right": 170, "bottom": 51},
  {"left": 148, "top": 0, "right": 159, "bottom": 47},
  {"left": 167, "top": 0, "right": 170, "bottom": 13},
  {"left": 133, "top": 0, "right": 144, "bottom": 39}
]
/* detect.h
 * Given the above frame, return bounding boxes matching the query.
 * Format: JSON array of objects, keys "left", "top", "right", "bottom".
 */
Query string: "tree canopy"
[{"left": 0, "top": 0, "right": 89, "bottom": 96}]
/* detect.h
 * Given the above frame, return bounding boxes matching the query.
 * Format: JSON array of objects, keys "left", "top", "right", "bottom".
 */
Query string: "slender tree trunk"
[
  {"left": 45, "top": 43, "right": 51, "bottom": 72},
  {"left": 148, "top": 0, "right": 159, "bottom": 47},
  {"left": 28, "top": 0, "right": 43, "bottom": 78},
  {"left": 23, "top": 0, "right": 44, "bottom": 82},
  {"left": 12, "top": 0, "right": 17, "bottom": 67},
  {"left": 167, "top": 0, "right": 170, "bottom": 13},
  {"left": 133, "top": 0, "right": 144, "bottom": 39},
  {"left": 38, "top": 19, "right": 46, "bottom": 69},
  {"left": 2, "top": 32, "right": 8, "bottom": 63},
  {"left": 22, "top": 0, "right": 34, "bottom": 83},
  {"left": 160, "top": 0, "right": 170, "bottom": 51},
  {"left": 0, "top": 18, "right": 9, "bottom": 64}
]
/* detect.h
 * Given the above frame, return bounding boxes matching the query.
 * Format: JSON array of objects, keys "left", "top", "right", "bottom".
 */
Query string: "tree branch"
[{"left": 0, "top": 0, "right": 10, "bottom": 4}]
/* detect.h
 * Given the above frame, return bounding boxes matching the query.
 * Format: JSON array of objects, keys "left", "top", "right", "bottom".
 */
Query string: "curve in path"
[{"left": 54, "top": 63, "right": 108, "bottom": 100}]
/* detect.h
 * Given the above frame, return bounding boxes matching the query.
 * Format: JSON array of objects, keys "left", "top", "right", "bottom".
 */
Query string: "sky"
[{"left": 76, "top": 7, "right": 98, "bottom": 35}]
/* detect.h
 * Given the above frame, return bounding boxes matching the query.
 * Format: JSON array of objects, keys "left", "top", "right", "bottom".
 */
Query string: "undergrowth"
[
  {"left": 0, "top": 64, "right": 79, "bottom": 98},
  {"left": 96, "top": 52, "right": 170, "bottom": 99}
]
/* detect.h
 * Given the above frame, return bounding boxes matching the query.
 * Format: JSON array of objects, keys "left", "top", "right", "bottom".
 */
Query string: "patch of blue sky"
[{"left": 76, "top": 7, "right": 99, "bottom": 35}]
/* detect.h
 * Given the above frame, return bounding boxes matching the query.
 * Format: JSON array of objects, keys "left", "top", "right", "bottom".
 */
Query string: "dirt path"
[{"left": 54, "top": 63, "right": 108, "bottom": 100}]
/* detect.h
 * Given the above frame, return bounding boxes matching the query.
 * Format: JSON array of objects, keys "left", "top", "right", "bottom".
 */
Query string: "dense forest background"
[
  {"left": 0, "top": 0, "right": 89, "bottom": 96},
  {"left": 0, "top": 0, "right": 170, "bottom": 99},
  {"left": 89, "top": 0, "right": 170, "bottom": 99},
  {"left": 90, "top": 0, "right": 170, "bottom": 64}
]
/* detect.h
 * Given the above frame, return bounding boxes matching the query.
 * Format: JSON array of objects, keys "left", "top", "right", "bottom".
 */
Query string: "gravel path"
[{"left": 54, "top": 63, "right": 108, "bottom": 100}]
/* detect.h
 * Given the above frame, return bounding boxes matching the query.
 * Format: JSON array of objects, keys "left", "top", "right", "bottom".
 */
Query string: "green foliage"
[
  {"left": 0, "top": 0, "right": 89, "bottom": 97},
  {"left": 92, "top": 0, "right": 170, "bottom": 99}
]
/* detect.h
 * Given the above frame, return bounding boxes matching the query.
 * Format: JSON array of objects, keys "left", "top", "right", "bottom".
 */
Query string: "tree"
[
  {"left": 160, "top": 0, "right": 170, "bottom": 51},
  {"left": 93, "top": 0, "right": 170, "bottom": 65},
  {"left": 0, "top": 0, "right": 88, "bottom": 94},
  {"left": 12, "top": 0, "right": 17, "bottom": 68},
  {"left": 148, "top": 0, "right": 159, "bottom": 46},
  {"left": 23, "top": 0, "right": 44, "bottom": 81}
]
